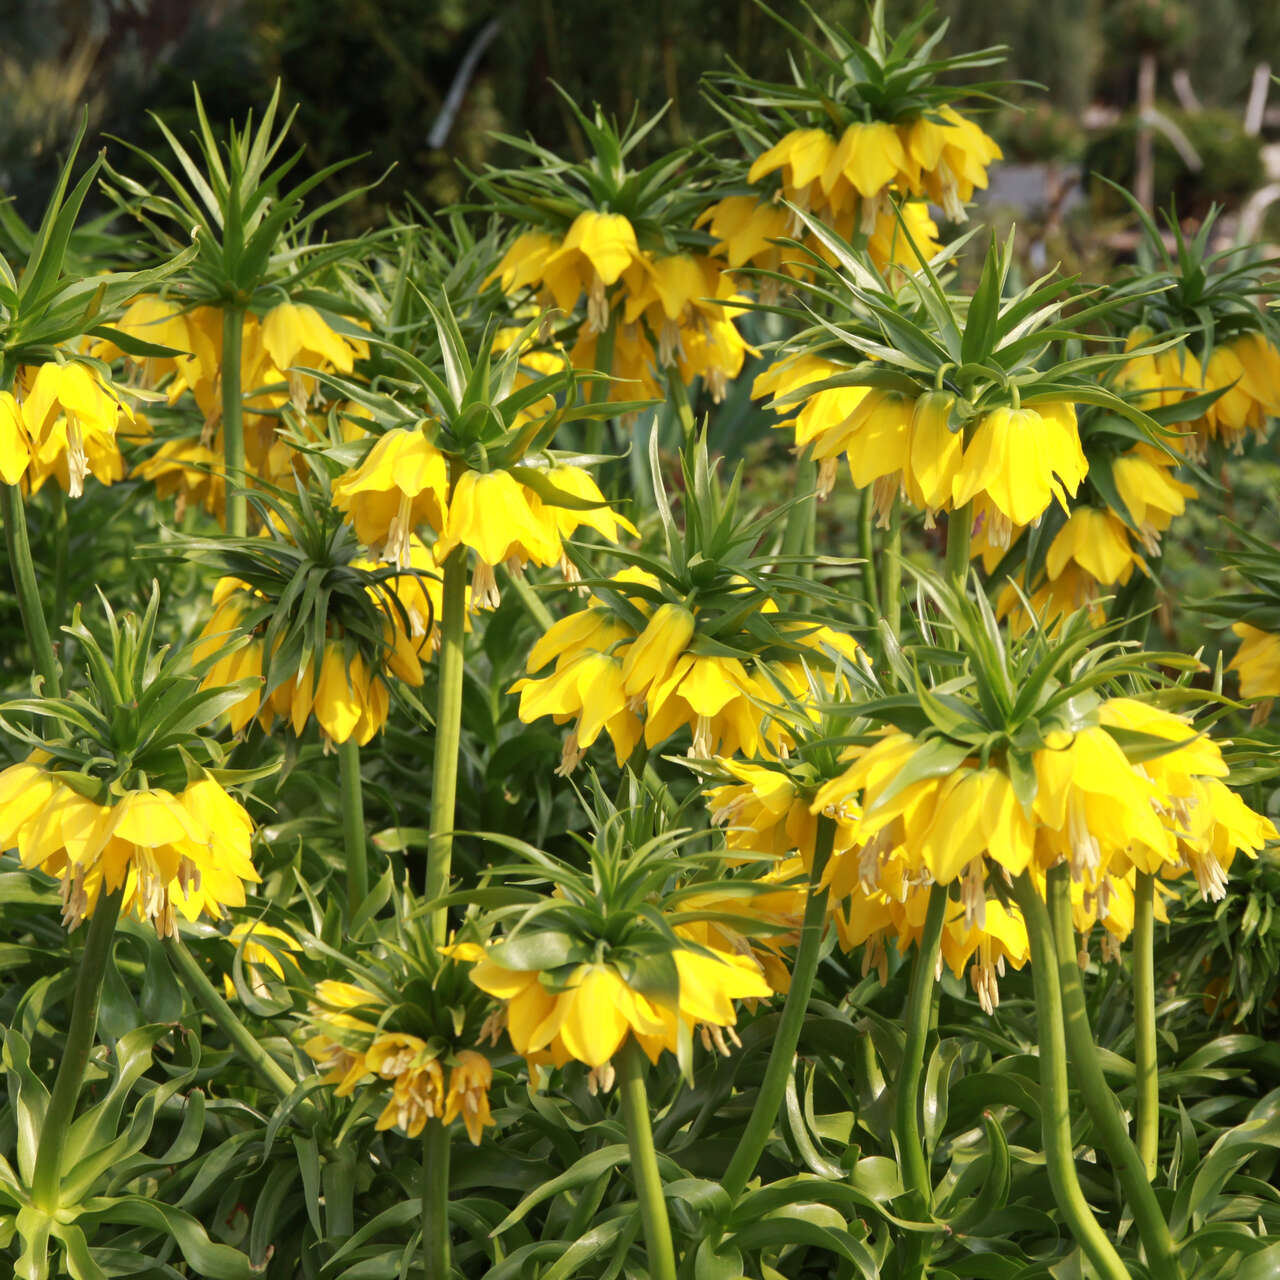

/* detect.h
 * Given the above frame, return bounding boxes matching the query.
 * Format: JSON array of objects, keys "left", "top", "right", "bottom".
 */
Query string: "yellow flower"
[
  {"left": 465, "top": 945, "right": 769, "bottom": 1072},
  {"left": 1229, "top": 622, "right": 1280, "bottom": 701},
  {"left": 540, "top": 210, "right": 641, "bottom": 331},
  {"left": 905, "top": 390, "right": 963, "bottom": 516},
  {"left": 528, "top": 463, "right": 638, "bottom": 569},
  {"left": 1231, "top": 331, "right": 1280, "bottom": 417},
  {"left": 512, "top": 650, "right": 639, "bottom": 774},
  {"left": 313, "top": 642, "right": 388, "bottom": 746},
  {"left": 260, "top": 301, "right": 368, "bottom": 409},
  {"left": 221, "top": 921, "right": 302, "bottom": 999},
  {"left": 808, "top": 705, "right": 1266, "bottom": 956},
  {"left": 644, "top": 651, "right": 770, "bottom": 758},
  {"left": 864, "top": 201, "right": 942, "bottom": 273},
  {"left": 20, "top": 360, "right": 134, "bottom": 497},
  {"left": 697, "top": 196, "right": 800, "bottom": 276},
  {"left": 820, "top": 121, "right": 909, "bottom": 226},
  {"left": 0, "top": 392, "right": 32, "bottom": 485},
  {"left": 89, "top": 295, "right": 191, "bottom": 388},
  {"left": 951, "top": 402, "right": 1086, "bottom": 546},
  {"left": 941, "top": 898, "right": 1030, "bottom": 1015},
  {"left": 332, "top": 427, "right": 450, "bottom": 568},
  {"left": 490, "top": 231, "right": 559, "bottom": 295},
  {"left": 1111, "top": 447, "right": 1195, "bottom": 553},
  {"left": 621, "top": 603, "right": 696, "bottom": 704},
  {"left": 370, "top": 1035, "right": 447, "bottom": 1139},
  {"left": 898, "top": 107, "right": 1002, "bottom": 222},
  {"left": 1096, "top": 698, "right": 1276, "bottom": 900},
  {"left": 434, "top": 468, "right": 563, "bottom": 609},
  {"left": 1114, "top": 326, "right": 1200, "bottom": 411},
  {"left": 443, "top": 1050, "right": 495, "bottom": 1145},
  {"left": 1032, "top": 725, "right": 1173, "bottom": 883},
  {"left": 0, "top": 764, "right": 259, "bottom": 936},
  {"left": 748, "top": 128, "right": 837, "bottom": 201},
  {"left": 755, "top": 354, "right": 871, "bottom": 493},
  {"left": 194, "top": 588, "right": 268, "bottom": 735},
  {"left": 821, "top": 388, "right": 915, "bottom": 517},
  {"left": 134, "top": 436, "right": 226, "bottom": 520},
  {"left": 1044, "top": 507, "right": 1138, "bottom": 588}
]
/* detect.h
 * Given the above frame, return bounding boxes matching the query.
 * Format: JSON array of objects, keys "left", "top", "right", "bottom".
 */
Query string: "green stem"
[
  {"left": 781, "top": 448, "right": 817, "bottom": 589},
  {"left": 1133, "top": 871, "right": 1159, "bottom": 1181},
  {"left": 859, "top": 490, "right": 880, "bottom": 626},
  {"left": 1047, "top": 867, "right": 1183, "bottom": 1276},
  {"left": 51, "top": 487, "right": 69, "bottom": 639},
  {"left": 665, "top": 364, "right": 696, "bottom": 445},
  {"left": 945, "top": 501, "right": 972, "bottom": 586},
  {"left": 1010, "top": 873, "right": 1130, "bottom": 1280},
  {"left": 164, "top": 935, "right": 302, "bottom": 1104},
  {"left": 884, "top": 499, "right": 902, "bottom": 640},
  {"left": 31, "top": 890, "right": 122, "bottom": 1209},
  {"left": 1, "top": 483, "right": 60, "bottom": 694},
  {"left": 425, "top": 546, "right": 468, "bottom": 945},
  {"left": 618, "top": 1040, "right": 678, "bottom": 1280},
  {"left": 421, "top": 1117, "right": 451, "bottom": 1280},
  {"left": 221, "top": 305, "right": 247, "bottom": 539},
  {"left": 722, "top": 815, "right": 834, "bottom": 1200},
  {"left": 339, "top": 738, "right": 368, "bottom": 926},
  {"left": 895, "top": 882, "right": 947, "bottom": 1228},
  {"left": 585, "top": 309, "right": 618, "bottom": 456}
]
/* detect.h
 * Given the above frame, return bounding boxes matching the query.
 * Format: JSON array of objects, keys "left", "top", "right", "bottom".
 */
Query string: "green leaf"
[
  {"left": 490, "top": 1145, "right": 629, "bottom": 1234},
  {"left": 695, "top": 1237, "right": 744, "bottom": 1280},
  {"left": 487, "top": 930, "right": 586, "bottom": 973}
]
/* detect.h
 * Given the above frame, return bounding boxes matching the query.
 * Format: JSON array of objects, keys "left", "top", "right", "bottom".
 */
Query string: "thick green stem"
[
  {"left": 618, "top": 1040, "right": 678, "bottom": 1280},
  {"left": 1011, "top": 874, "right": 1129, "bottom": 1280},
  {"left": 1, "top": 483, "right": 60, "bottom": 694},
  {"left": 1133, "top": 871, "right": 1159, "bottom": 1181},
  {"left": 164, "top": 936, "right": 301, "bottom": 1104},
  {"left": 665, "top": 364, "right": 696, "bottom": 444},
  {"left": 945, "top": 501, "right": 972, "bottom": 586},
  {"left": 585, "top": 310, "right": 618, "bottom": 456},
  {"left": 858, "top": 491, "right": 880, "bottom": 624},
  {"left": 51, "top": 488, "right": 69, "bottom": 640},
  {"left": 895, "top": 882, "right": 947, "bottom": 1230},
  {"left": 1047, "top": 867, "right": 1183, "bottom": 1276},
  {"left": 884, "top": 499, "right": 902, "bottom": 640},
  {"left": 425, "top": 546, "right": 468, "bottom": 945},
  {"left": 221, "top": 305, "right": 247, "bottom": 539},
  {"left": 31, "top": 891, "right": 122, "bottom": 1209},
  {"left": 339, "top": 738, "right": 368, "bottom": 925},
  {"left": 421, "top": 1117, "right": 451, "bottom": 1280},
  {"left": 722, "top": 815, "right": 834, "bottom": 1200},
  {"left": 781, "top": 449, "right": 817, "bottom": 588}
]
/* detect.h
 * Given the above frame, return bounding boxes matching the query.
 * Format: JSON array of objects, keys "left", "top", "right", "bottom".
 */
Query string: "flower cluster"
[
  {"left": 758, "top": 354, "right": 1087, "bottom": 540},
  {"left": 96, "top": 296, "right": 369, "bottom": 518},
  {"left": 1, "top": 360, "right": 139, "bottom": 497},
  {"left": 0, "top": 760, "right": 257, "bottom": 937},
  {"left": 304, "top": 979, "right": 495, "bottom": 1144},
  {"left": 193, "top": 547, "right": 436, "bottom": 746},
  {"left": 491, "top": 210, "right": 752, "bottom": 404},
  {"left": 513, "top": 567, "right": 861, "bottom": 772},
  {"left": 813, "top": 697, "right": 1272, "bottom": 963},
  {"left": 453, "top": 939, "right": 770, "bottom": 1079},
  {"left": 1116, "top": 326, "right": 1280, "bottom": 459},
  {"left": 744, "top": 108, "right": 1000, "bottom": 230},
  {"left": 333, "top": 428, "right": 635, "bottom": 606}
]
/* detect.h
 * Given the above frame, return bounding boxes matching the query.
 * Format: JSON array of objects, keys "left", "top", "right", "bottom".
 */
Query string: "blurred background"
[{"left": 5, "top": 0, "right": 1280, "bottom": 247}]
